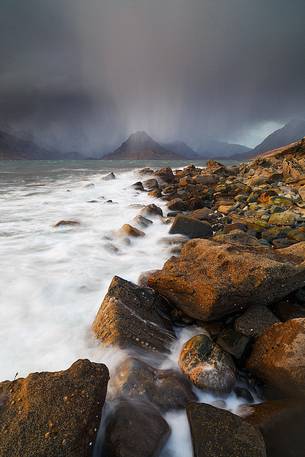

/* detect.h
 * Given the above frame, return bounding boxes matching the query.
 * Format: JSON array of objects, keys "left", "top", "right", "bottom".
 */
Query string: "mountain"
[
  {"left": 252, "top": 119, "right": 305, "bottom": 156},
  {"left": 195, "top": 139, "right": 251, "bottom": 158},
  {"left": 102, "top": 131, "right": 185, "bottom": 160},
  {"left": 259, "top": 136, "right": 305, "bottom": 160},
  {"left": 161, "top": 141, "right": 198, "bottom": 158}
]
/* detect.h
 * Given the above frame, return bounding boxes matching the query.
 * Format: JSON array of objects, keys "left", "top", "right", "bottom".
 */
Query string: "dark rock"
[
  {"left": 169, "top": 215, "right": 213, "bottom": 239},
  {"left": 101, "top": 400, "right": 170, "bottom": 457},
  {"left": 0, "top": 360, "right": 109, "bottom": 457},
  {"left": 139, "top": 204, "right": 163, "bottom": 218},
  {"left": 167, "top": 198, "right": 188, "bottom": 212},
  {"left": 131, "top": 181, "right": 145, "bottom": 191},
  {"left": 189, "top": 207, "right": 216, "bottom": 221},
  {"left": 143, "top": 178, "right": 159, "bottom": 190},
  {"left": 110, "top": 357, "right": 196, "bottom": 411},
  {"left": 179, "top": 334, "right": 236, "bottom": 394},
  {"left": 92, "top": 276, "right": 175, "bottom": 353},
  {"left": 187, "top": 402, "right": 266, "bottom": 457},
  {"left": 246, "top": 318, "right": 305, "bottom": 396},
  {"left": 154, "top": 167, "right": 175, "bottom": 183},
  {"left": 147, "top": 239, "right": 305, "bottom": 321},
  {"left": 245, "top": 399, "right": 305, "bottom": 457},
  {"left": 216, "top": 328, "right": 250, "bottom": 359},
  {"left": 295, "top": 286, "right": 305, "bottom": 304},
  {"left": 54, "top": 220, "right": 80, "bottom": 228},
  {"left": 273, "top": 299, "right": 305, "bottom": 321},
  {"left": 234, "top": 305, "right": 280, "bottom": 338},
  {"left": 103, "top": 172, "right": 116, "bottom": 180},
  {"left": 132, "top": 215, "right": 153, "bottom": 229},
  {"left": 234, "top": 386, "right": 254, "bottom": 403}
]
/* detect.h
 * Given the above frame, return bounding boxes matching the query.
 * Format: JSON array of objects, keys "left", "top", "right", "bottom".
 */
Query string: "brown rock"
[
  {"left": 216, "top": 328, "right": 250, "bottom": 359},
  {"left": 101, "top": 400, "right": 170, "bottom": 457},
  {"left": 154, "top": 167, "right": 175, "bottom": 183},
  {"left": 169, "top": 215, "right": 213, "bottom": 239},
  {"left": 110, "top": 357, "right": 196, "bottom": 411},
  {"left": 148, "top": 239, "right": 305, "bottom": 321},
  {"left": 0, "top": 360, "right": 109, "bottom": 457},
  {"left": 139, "top": 204, "right": 163, "bottom": 218},
  {"left": 246, "top": 318, "right": 305, "bottom": 396},
  {"left": 118, "top": 224, "right": 145, "bottom": 238},
  {"left": 179, "top": 334, "right": 236, "bottom": 394},
  {"left": 167, "top": 198, "right": 188, "bottom": 211},
  {"left": 187, "top": 402, "right": 266, "bottom": 457},
  {"left": 92, "top": 276, "right": 175, "bottom": 353}
]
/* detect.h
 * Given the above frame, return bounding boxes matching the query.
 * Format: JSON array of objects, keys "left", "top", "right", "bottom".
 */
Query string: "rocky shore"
[{"left": 1, "top": 138, "right": 305, "bottom": 457}]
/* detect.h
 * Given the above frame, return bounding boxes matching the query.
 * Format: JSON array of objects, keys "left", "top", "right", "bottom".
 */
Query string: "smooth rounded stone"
[
  {"left": 0, "top": 360, "right": 109, "bottom": 457},
  {"left": 179, "top": 334, "right": 237, "bottom": 394},
  {"left": 272, "top": 299, "right": 305, "bottom": 321},
  {"left": 53, "top": 220, "right": 80, "bottom": 228},
  {"left": 92, "top": 276, "right": 175, "bottom": 353},
  {"left": 118, "top": 224, "right": 145, "bottom": 238},
  {"left": 187, "top": 403, "right": 266, "bottom": 457},
  {"left": 246, "top": 318, "right": 305, "bottom": 396},
  {"left": 102, "top": 172, "right": 116, "bottom": 180},
  {"left": 109, "top": 357, "right": 197, "bottom": 411},
  {"left": 245, "top": 399, "right": 305, "bottom": 457},
  {"left": 167, "top": 198, "right": 188, "bottom": 211},
  {"left": 169, "top": 215, "right": 213, "bottom": 239},
  {"left": 269, "top": 210, "right": 296, "bottom": 226},
  {"left": 234, "top": 305, "right": 280, "bottom": 338},
  {"left": 101, "top": 400, "right": 170, "bottom": 457},
  {"left": 143, "top": 178, "right": 159, "bottom": 190},
  {"left": 216, "top": 328, "right": 250, "bottom": 359},
  {"left": 147, "top": 239, "right": 305, "bottom": 321},
  {"left": 132, "top": 215, "right": 153, "bottom": 229},
  {"left": 139, "top": 204, "right": 163, "bottom": 218},
  {"left": 131, "top": 181, "right": 145, "bottom": 191}
]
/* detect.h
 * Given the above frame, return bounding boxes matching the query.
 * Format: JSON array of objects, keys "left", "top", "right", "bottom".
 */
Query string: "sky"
[{"left": 0, "top": 0, "right": 305, "bottom": 153}]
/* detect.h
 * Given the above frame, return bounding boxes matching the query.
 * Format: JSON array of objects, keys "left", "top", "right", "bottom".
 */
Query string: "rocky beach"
[{"left": 1, "top": 138, "right": 305, "bottom": 457}]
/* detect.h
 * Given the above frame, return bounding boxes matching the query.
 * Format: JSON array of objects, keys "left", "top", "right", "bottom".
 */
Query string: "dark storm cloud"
[{"left": 0, "top": 0, "right": 305, "bottom": 152}]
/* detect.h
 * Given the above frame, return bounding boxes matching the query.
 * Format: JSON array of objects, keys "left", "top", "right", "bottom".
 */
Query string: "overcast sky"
[{"left": 0, "top": 0, "right": 304, "bottom": 152}]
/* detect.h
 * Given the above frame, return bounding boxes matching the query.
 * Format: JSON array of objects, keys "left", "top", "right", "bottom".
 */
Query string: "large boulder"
[
  {"left": 0, "top": 360, "right": 109, "bottom": 457},
  {"left": 101, "top": 400, "right": 170, "bottom": 457},
  {"left": 169, "top": 215, "right": 213, "bottom": 239},
  {"left": 92, "top": 276, "right": 175, "bottom": 353},
  {"left": 109, "top": 357, "right": 196, "bottom": 411},
  {"left": 147, "top": 239, "right": 305, "bottom": 321},
  {"left": 244, "top": 400, "right": 305, "bottom": 457},
  {"left": 187, "top": 403, "right": 266, "bottom": 457},
  {"left": 246, "top": 318, "right": 305, "bottom": 396},
  {"left": 179, "top": 334, "right": 236, "bottom": 394}
]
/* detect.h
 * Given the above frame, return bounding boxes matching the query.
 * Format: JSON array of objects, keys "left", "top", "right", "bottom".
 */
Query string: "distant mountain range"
[{"left": 1, "top": 119, "right": 305, "bottom": 161}]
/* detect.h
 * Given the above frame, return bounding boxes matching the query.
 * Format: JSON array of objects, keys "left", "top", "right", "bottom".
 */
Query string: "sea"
[{"left": 0, "top": 160, "right": 252, "bottom": 457}]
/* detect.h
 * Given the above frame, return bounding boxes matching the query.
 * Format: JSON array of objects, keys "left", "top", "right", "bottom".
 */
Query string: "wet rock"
[
  {"left": 53, "top": 220, "right": 80, "bottom": 228},
  {"left": 187, "top": 402, "right": 266, "bottom": 457},
  {"left": 92, "top": 276, "right": 175, "bottom": 353},
  {"left": 103, "top": 172, "right": 116, "bottom": 180},
  {"left": 0, "top": 360, "right": 109, "bottom": 457},
  {"left": 143, "top": 178, "right": 159, "bottom": 190},
  {"left": 110, "top": 357, "right": 196, "bottom": 411},
  {"left": 245, "top": 399, "right": 305, "bottom": 457},
  {"left": 118, "top": 224, "right": 145, "bottom": 238},
  {"left": 138, "top": 167, "right": 154, "bottom": 176},
  {"left": 234, "top": 305, "right": 280, "bottom": 338},
  {"left": 167, "top": 198, "right": 188, "bottom": 212},
  {"left": 169, "top": 215, "right": 213, "bottom": 239},
  {"left": 131, "top": 181, "right": 145, "bottom": 191},
  {"left": 101, "top": 400, "right": 170, "bottom": 457},
  {"left": 246, "top": 318, "right": 305, "bottom": 396},
  {"left": 216, "top": 328, "right": 250, "bottom": 359},
  {"left": 148, "top": 239, "right": 305, "bottom": 321},
  {"left": 234, "top": 386, "right": 254, "bottom": 403},
  {"left": 139, "top": 204, "right": 163, "bottom": 218},
  {"left": 154, "top": 167, "right": 175, "bottom": 184},
  {"left": 272, "top": 299, "right": 305, "bottom": 321},
  {"left": 132, "top": 215, "right": 153, "bottom": 228},
  {"left": 179, "top": 334, "right": 236, "bottom": 394},
  {"left": 148, "top": 189, "right": 162, "bottom": 198}
]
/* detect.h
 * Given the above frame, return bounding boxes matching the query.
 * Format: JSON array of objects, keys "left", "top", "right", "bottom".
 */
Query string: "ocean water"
[{"left": 0, "top": 160, "right": 253, "bottom": 457}]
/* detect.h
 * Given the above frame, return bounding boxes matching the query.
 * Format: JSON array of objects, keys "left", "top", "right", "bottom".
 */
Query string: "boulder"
[
  {"left": 132, "top": 215, "right": 153, "bottom": 228},
  {"left": 154, "top": 167, "right": 175, "bottom": 184},
  {"left": 169, "top": 215, "right": 213, "bottom": 239},
  {"left": 167, "top": 198, "right": 188, "bottom": 212},
  {"left": 269, "top": 211, "right": 296, "bottom": 226},
  {"left": 216, "top": 328, "right": 250, "bottom": 359},
  {"left": 101, "top": 400, "right": 170, "bottom": 457},
  {"left": 147, "top": 239, "right": 305, "bottom": 321},
  {"left": 246, "top": 318, "right": 305, "bottom": 396},
  {"left": 189, "top": 207, "right": 216, "bottom": 221},
  {"left": 143, "top": 178, "right": 159, "bottom": 190},
  {"left": 179, "top": 334, "right": 236, "bottom": 394},
  {"left": 139, "top": 204, "right": 163, "bottom": 218},
  {"left": 92, "top": 276, "right": 175, "bottom": 353},
  {"left": 187, "top": 403, "right": 266, "bottom": 457},
  {"left": 131, "top": 181, "right": 145, "bottom": 191},
  {"left": 0, "top": 360, "right": 109, "bottom": 457},
  {"left": 244, "top": 400, "right": 305, "bottom": 457},
  {"left": 109, "top": 357, "right": 196, "bottom": 411},
  {"left": 118, "top": 224, "right": 145, "bottom": 238},
  {"left": 234, "top": 305, "right": 280, "bottom": 338}
]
